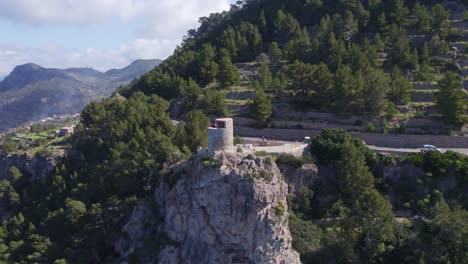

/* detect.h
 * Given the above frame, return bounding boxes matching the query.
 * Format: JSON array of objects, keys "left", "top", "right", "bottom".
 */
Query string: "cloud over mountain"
[{"left": 0, "top": 0, "right": 231, "bottom": 75}]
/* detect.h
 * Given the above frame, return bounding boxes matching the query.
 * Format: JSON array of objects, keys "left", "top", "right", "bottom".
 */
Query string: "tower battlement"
[{"left": 208, "top": 118, "right": 234, "bottom": 153}]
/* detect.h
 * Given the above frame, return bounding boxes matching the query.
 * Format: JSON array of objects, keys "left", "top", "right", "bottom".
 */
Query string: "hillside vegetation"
[
  {"left": 0, "top": 1, "right": 467, "bottom": 263},
  {"left": 121, "top": 0, "right": 467, "bottom": 127}
]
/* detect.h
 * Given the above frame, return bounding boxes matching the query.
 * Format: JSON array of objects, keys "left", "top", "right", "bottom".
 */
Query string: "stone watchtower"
[{"left": 208, "top": 118, "right": 234, "bottom": 153}]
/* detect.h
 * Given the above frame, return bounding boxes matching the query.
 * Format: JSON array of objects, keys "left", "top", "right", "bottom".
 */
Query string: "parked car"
[{"left": 421, "top": 144, "right": 442, "bottom": 153}]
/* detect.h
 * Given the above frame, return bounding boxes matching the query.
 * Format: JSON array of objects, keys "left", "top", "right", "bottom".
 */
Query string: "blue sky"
[{"left": 0, "top": 0, "right": 233, "bottom": 77}]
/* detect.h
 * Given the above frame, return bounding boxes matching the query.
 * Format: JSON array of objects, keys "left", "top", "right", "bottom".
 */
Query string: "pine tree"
[
  {"left": 353, "top": 189, "right": 394, "bottom": 260},
  {"left": 184, "top": 110, "right": 210, "bottom": 152},
  {"left": 388, "top": 0, "right": 409, "bottom": 25},
  {"left": 268, "top": 42, "right": 283, "bottom": 64},
  {"left": 389, "top": 66, "right": 413, "bottom": 105},
  {"left": 274, "top": 9, "right": 301, "bottom": 43},
  {"left": 414, "top": 3, "right": 431, "bottom": 34},
  {"left": 284, "top": 27, "right": 311, "bottom": 62},
  {"left": 377, "top": 12, "right": 388, "bottom": 34},
  {"left": 236, "top": 22, "right": 263, "bottom": 61},
  {"left": 334, "top": 64, "right": 354, "bottom": 114},
  {"left": 259, "top": 64, "right": 272, "bottom": 89},
  {"left": 342, "top": 10, "right": 358, "bottom": 41},
  {"left": 217, "top": 49, "right": 240, "bottom": 87},
  {"left": 336, "top": 141, "right": 394, "bottom": 260},
  {"left": 431, "top": 4, "right": 449, "bottom": 37},
  {"left": 282, "top": 61, "right": 315, "bottom": 97},
  {"left": 418, "top": 43, "right": 432, "bottom": 81},
  {"left": 374, "top": 33, "right": 385, "bottom": 51},
  {"left": 184, "top": 78, "right": 201, "bottom": 110},
  {"left": 435, "top": 72, "right": 467, "bottom": 125},
  {"left": 336, "top": 141, "right": 374, "bottom": 203},
  {"left": 199, "top": 44, "right": 219, "bottom": 85},
  {"left": 249, "top": 90, "right": 272, "bottom": 124},
  {"left": 221, "top": 26, "right": 238, "bottom": 58},
  {"left": 310, "top": 63, "right": 334, "bottom": 108},
  {"left": 388, "top": 25, "right": 412, "bottom": 68},
  {"left": 201, "top": 88, "right": 229, "bottom": 116},
  {"left": 362, "top": 68, "right": 390, "bottom": 115},
  {"left": 421, "top": 42, "right": 430, "bottom": 65}
]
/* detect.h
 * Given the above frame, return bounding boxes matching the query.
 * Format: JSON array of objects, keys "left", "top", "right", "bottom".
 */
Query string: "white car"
[{"left": 421, "top": 145, "right": 442, "bottom": 153}]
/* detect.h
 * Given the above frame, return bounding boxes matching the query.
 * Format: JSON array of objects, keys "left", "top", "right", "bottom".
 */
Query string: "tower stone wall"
[{"left": 208, "top": 118, "right": 234, "bottom": 153}]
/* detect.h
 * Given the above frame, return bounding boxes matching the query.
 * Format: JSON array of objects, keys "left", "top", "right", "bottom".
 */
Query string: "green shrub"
[
  {"left": 385, "top": 101, "right": 399, "bottom": 118},
  {"left": 8, "top": 166, "right": 23, "bottom": 183},
  {"left": 0, "top": 139, "right": 18, "bottom": 154},
  {"left": 259, "top": 171, "right": 273, "bottom": 181},
  {"left": 288, "top": 214, "right": 323, "bottom": 263},
  {"left": 234, "top": 136, "right": 244, "bottom": 145},
  {"left": 276, "top": 153, "right": 303, "bottom": 168},
  {"left": 237, "top": 146, "right": 243, "bottom": 153},
  {"left": 311, "top": 129, "right": 351, "bottom": 163},
  {"left": 301, "top": 155, "right": 315, "bottom": 165},
  {"left": 254, "top": 150, "right": 269, "bottom": 156},
  {"left": 366, "top": 122, "right": 376, "bottom": 132},
  {"left": 276, "top": 201, "right": 285, "bottom": 216}
]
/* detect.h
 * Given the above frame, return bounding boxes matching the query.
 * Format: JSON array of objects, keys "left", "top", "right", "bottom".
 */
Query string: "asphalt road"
[
  {"left": 368, "top": 145, "right": 468, "bottom": 155},
  {"left": 242, "top": 137, "right": 468, "bottom": 156}
]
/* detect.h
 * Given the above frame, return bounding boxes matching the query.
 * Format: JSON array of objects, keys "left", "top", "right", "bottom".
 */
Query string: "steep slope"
[
  {"left": 115, "top": 152, "right": 300, "bottom": 263},
  {"left": 0, "top": 59, "right": 161, "bottom": 132},
  {"left": 122, "top": 0, "right": 466, "bottom": 130}
]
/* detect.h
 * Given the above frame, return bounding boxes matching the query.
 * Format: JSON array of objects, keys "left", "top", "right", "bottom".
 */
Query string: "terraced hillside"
[{"left": 157, "top": 2, "right": 468, "bottom": 137}]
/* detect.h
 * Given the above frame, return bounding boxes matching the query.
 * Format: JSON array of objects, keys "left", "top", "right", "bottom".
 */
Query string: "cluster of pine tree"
[
  {"left": 0, "top": 93, "right": 213, "bottom": 262},
  {"left": 285, "top": 128, "right": 468, "bottom": 263},
  {"left": 121, "top": 0, "right": 465, "bottom": 121}
]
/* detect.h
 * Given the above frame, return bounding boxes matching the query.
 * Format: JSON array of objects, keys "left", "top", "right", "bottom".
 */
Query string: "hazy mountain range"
[{"left": 0, "top": 59, "right": 161, "bottom": 132}]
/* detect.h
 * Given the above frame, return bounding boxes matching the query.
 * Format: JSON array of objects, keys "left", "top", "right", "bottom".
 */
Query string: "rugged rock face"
[
  {"left": 0, "top": 153, "right": 61, "bottom": 182},
  {"left": 158, "top": 152, "right": 300, "bottom": 264},
  {"left": 116, "top": 152, "right": 300, "bottom": 264},
  {"left": 278, "top": 162, "right": 318, "bottom": 195}
]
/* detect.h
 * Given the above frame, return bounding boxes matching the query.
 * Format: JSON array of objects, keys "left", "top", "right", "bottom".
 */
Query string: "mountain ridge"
[
  {"left": 0, "top": 59, "right": 162, "bottom": 132},
  {"left": 0, "top": 59, "right": 162, "bottom": 92}
]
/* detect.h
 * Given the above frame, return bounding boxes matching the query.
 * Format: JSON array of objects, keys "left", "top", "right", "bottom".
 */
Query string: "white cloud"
[
  {"left": 0, "top": 1, "right": 139, "bottom": 25},
  {"left": 0, "top": 0, "right": 231, "bottom": 76},
  {"left": 0, "top": 38, "right": 180, "bottom": 75},
  {"left": 0, "top": 0, "right": 230, "bottom": 36}
]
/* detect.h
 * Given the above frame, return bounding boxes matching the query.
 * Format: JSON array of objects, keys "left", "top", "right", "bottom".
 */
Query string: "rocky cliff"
[
  {"left": 0, "top": 153, "right": 61, "bottom": 183},
  {"left": 116, "top": 152, "right": 301, "bottom": 264}
]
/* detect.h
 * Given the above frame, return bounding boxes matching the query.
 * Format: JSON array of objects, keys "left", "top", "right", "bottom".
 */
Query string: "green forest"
[{"left": 1, "top": 0, "right": 467, "bottom": 263}]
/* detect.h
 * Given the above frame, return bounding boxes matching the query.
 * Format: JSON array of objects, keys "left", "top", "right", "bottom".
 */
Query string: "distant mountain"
[
  {"left": 0, "top": 63, "right": 75, "bottom": 92},
  {"left": 0, "top": 59, "right": 161, "bottom": 132}
]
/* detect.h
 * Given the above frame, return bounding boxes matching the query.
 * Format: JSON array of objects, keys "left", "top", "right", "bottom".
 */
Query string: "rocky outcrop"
[
  {"left": 117, "top": 152, "right": 300, "bottom": 263},
  {"left": 278, "top": 162, "right": 318, "bottom": 195},
  {"left": 157, "top": 152, "right": 300, "bottom": 264},
  {"left": 0, "top": 153, "right": 61, "bottom": 183}
]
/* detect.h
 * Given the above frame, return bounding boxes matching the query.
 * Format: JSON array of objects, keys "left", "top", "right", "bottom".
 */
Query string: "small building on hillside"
[
  {"left": 59, "top": 126, "right": 74, "bottom": 136},
  {"left": 208, "top": 118, "right": 234, "bottom": 153}
]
